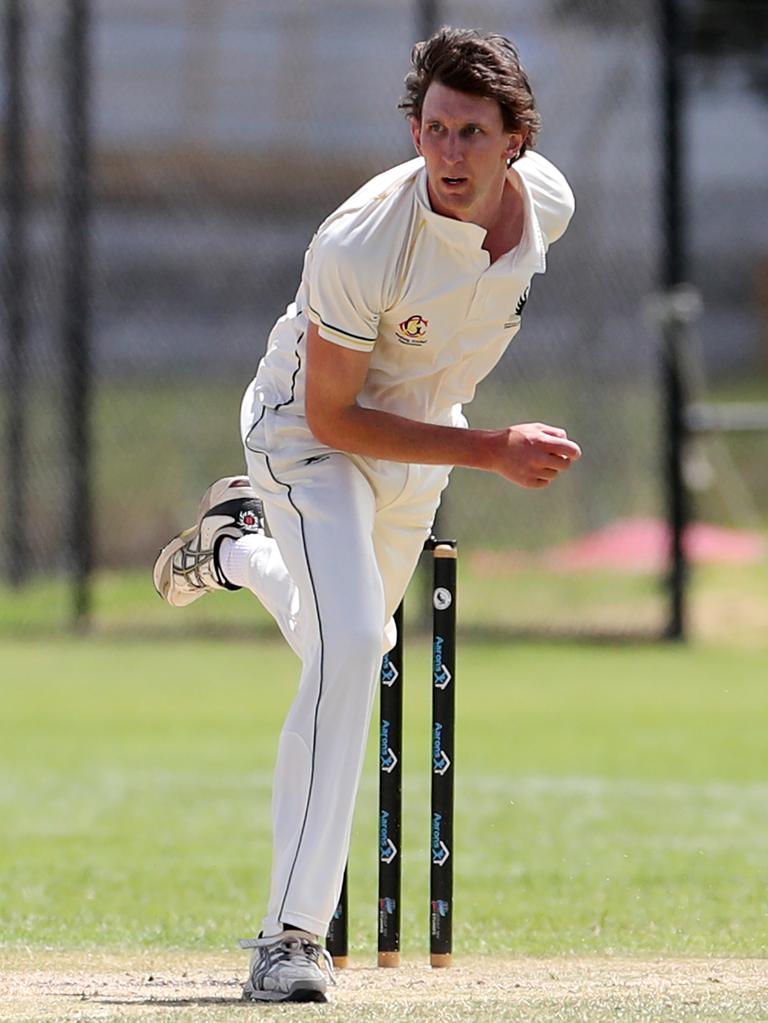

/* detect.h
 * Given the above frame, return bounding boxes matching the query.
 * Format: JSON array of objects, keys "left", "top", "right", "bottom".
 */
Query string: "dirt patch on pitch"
[{"left": 1, "top": 950, "right": 766, "bottom": 1023}]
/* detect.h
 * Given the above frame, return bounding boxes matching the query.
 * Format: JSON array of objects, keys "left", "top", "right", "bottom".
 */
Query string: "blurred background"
[{"left": 2, "top": 0, "right": 766, "bottom": 641}]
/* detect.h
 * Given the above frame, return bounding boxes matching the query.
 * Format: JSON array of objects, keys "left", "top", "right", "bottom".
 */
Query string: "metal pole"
[
  {"left": 3, "top": 0, "right": 30, "bottom": 587},
  {"left": 413, "top": 1, "right": 444, "bottom": 628},
  {"left": 418, "top": 0, "right": 440, "bottom": 42},
  {"left": 62, "top": 0, "right": 93, "bottom": 629},
  {"left": 660, "top": 0, "right": 688, "bottom": 641}
]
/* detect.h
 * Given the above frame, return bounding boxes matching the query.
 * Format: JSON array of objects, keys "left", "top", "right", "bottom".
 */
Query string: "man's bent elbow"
[{"left": 306, "top": 403, "right": 341, "bottom": 448}]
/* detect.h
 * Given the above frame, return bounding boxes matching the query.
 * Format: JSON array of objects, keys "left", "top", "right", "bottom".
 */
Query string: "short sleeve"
[
  {"left": 519, "top": 152, "right": 576, "bottom": 248},
  {"left": 541, "top": 175, "right": 575, "bottom": 246},
  {"left": 306, "top": 228, "right": 382, "bottom": 352}
]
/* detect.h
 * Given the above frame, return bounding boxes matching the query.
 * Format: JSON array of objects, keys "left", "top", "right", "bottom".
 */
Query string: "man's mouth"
[{"left": 442, "top": 176, "right": 467, "bottom": 187}]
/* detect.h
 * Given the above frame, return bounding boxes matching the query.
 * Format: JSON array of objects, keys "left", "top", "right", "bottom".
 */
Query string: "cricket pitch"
[{"left": 1, "top": 951, "right": 766, "bottom": 1023}]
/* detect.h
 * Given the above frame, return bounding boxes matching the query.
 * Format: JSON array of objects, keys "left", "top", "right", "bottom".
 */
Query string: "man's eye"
[{"left": 427, "top": 123, "right": 444, "bottom": 133}]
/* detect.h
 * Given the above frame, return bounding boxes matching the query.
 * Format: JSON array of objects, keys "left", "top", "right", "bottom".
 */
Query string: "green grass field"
[
  {"left": 2, "top": 636, "right": 766, "bottom": 962},
  {"left": 3, "top": 557, "right": 767, "bottom": 647}
]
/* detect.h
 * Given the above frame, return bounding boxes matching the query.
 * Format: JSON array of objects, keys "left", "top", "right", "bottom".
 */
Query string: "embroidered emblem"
[
  {"left": 396, "top": 314, "right": 429, "bottom": 346},
  {"left": 237, "top": 506, "right": 262, "bottom": 532}
]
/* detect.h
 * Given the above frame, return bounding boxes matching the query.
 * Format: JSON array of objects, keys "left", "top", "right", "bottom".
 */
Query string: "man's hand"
[{"left": 486, "top": 423, "right": 582, "bottom": 488}]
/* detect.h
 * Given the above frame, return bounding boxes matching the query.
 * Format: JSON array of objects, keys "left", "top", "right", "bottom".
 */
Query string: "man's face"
[{"left": 411, "top": 80, "right": 522, "bottom": 222}]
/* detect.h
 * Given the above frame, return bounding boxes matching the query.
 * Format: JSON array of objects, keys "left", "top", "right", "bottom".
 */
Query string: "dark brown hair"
[{"left": 399, "top": 27, "right": 541, "bottom": 160}]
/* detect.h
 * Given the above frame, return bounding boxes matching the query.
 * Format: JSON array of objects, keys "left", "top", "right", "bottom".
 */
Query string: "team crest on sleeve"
[{"left": 396, "top": 315, "right": 429, "bottom": 346}]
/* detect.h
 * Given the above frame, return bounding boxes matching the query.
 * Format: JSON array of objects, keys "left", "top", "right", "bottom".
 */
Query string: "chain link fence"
[{"left": 2, "top": 0, "right": 763, "bottom": 637}]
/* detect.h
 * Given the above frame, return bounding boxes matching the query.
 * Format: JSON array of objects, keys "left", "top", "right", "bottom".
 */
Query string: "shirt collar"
[
  {"left": 414, "top": 161, "right": 547, "bottom": 275},
  {"left": 415, "top": 166, "right": 487, "bottom": 254},
  {"left": 507, "top": 162, "right": 547, "bottom": 275}
]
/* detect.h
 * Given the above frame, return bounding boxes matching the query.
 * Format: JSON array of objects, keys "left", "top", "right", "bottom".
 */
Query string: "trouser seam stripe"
[{"left": 257, "top": 447, "right": 325, "bottom": 927}]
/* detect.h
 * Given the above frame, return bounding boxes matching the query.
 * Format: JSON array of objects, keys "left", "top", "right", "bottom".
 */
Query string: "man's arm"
[{"left": 305, "top": 324, "right": 581, "bottom": 489}]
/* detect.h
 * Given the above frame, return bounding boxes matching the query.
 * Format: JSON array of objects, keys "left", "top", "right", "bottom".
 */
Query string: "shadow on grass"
[{"left": 94, "top": 997, "right": 249, "bottom": 1007}]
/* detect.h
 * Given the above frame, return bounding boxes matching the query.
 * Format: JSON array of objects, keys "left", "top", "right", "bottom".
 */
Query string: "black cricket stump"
[
  {"left": 430, "top": 542, "right": 456, "bottom": 967},
  {"left": 325, "top": 866, "right": 348, "bottom": 968},
  {"left": 377, "top": 601, "right": 404, "bottom": 966}
]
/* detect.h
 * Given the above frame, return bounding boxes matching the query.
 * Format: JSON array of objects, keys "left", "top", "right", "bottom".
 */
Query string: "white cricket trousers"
[{"left": 238, "top": 394, "right": 450, "bottom": 939}]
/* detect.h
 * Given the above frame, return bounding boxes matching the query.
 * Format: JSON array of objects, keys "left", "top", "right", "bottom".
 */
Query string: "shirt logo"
[
  {"left": 505, "top": 287, "right": 530, "bottom": 329},
  {"left": 396, "top": 315, "right": 429, "bottom": 346},
  {"left": 515, "top": 286, "right": 530, "bottom": 317}
]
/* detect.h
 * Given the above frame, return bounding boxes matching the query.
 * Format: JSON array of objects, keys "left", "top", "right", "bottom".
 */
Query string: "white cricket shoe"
[
  {"left": 239, "top": 930, "right": 336, "bottom": 1003},
  {"left": 152, "top": 476, "right": 266, "bottom": 608}
]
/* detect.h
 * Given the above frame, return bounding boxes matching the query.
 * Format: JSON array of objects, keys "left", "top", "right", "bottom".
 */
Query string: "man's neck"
[
  {"left": 482, "top": 176, "right": 525, "bottom": 263},
  {"left": 428, "top": 177, "right": 508, "bottom": 234},
  {"left": 424, "top": 173, "right": 525, "bottom": 263}
]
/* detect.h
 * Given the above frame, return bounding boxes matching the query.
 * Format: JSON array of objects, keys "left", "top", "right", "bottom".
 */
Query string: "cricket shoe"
[
  {"left": 152, "top": 476, "right": 266, "bottom": 608},
  {"left": 239, "top": 931, "right": 336, "bottom": 1003}
]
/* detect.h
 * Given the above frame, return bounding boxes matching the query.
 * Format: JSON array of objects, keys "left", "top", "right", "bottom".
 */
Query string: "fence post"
[
  {"left": 62, "top": 0, "right": 94, "bottom": 629},
  {"left": 3, "top": 0, "right": 30, "bottom": 588},
  {"left": 660, "top": 0, "right": 689, "bottom": 641},
  {"left": 417, "top": 0, "right": 440, "bottom": 42},
  {"left": 412, "top": 1, "right": 444, "bottom": 629}
]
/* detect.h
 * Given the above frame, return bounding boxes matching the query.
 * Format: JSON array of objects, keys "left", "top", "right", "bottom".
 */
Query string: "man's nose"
[{"left": 442, "top": 133, "right": 463, "bottom": 164}]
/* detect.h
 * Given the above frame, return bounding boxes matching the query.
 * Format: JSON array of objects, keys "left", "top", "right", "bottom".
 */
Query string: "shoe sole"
[
  {"left": 152, "top": 477, "right": 253, "bottom": 606},
  {"left": 152, "top": 528, "right": 199, "bottom": 606},
  {"left": 242, "top": 985, "right": 327, "bottom": 1003}
]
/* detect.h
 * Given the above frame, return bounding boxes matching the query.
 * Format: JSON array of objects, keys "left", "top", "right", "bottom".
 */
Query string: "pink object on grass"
[{"left": 544, "top": 517, "right": 766, "bottom": 572}]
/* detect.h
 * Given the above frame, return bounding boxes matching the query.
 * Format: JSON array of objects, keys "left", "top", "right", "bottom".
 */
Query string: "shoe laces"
[
  {"left": 172, "top": 537, "right": 230, "bottom": 590},
  {"left": 240, "top": 931, "right": 337, "bottom": 986}
]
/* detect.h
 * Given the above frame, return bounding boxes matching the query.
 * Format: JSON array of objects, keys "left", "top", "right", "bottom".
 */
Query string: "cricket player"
[{"left": 153, "top": 27, "right": 581, "bottom": 1002}]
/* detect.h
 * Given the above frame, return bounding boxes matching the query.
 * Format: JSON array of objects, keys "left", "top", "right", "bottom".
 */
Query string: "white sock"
[
  {"left": 218, "top": 535, "right": 302, "bottom": 655},
  {"left": 218, "top": 534, "right": 267, "bottom": 589}
]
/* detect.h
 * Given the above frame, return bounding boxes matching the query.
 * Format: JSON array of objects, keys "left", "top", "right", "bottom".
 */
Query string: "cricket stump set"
[{"left": 326, "top": 539, "right": 457, "bottom": 968}]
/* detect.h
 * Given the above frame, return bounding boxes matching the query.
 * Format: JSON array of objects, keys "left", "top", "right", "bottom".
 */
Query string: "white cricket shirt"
[{"left": 249, "top": 152, "right": 574, "bottom": 427}]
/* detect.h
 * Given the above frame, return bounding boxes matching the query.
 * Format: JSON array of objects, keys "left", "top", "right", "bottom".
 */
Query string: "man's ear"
[
  {"left": 505, "top": 131, "right": 525, "bottom": 164},
  {"left": 410, "top": 116, "right": 423, "bottom": 156}
]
